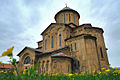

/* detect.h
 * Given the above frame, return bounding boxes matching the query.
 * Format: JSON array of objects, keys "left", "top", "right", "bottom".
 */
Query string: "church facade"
[{"left": 17, "top": 6, "right": 109, "bottom": 74}]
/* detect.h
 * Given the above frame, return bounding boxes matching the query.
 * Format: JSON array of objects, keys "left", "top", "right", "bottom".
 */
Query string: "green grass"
[{"left": 0, "top": 72, "right": 120, "bottom": 80}]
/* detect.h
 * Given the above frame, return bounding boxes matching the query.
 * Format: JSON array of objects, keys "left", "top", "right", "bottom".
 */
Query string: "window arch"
[{"left": 59, "top": 34, "right": 61, "bottom": 47}]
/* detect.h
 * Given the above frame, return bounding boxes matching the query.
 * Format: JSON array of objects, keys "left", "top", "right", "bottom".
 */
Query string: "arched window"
[
  {"left": 69, "top": 14, "right": 71, "bottom": 23},
  {"left": 71, "top": 44, "right": 73, "bottom": 51},
  {"left": 59, "top": 34, "right": 61, "bottom": 47},
  {"left": 77, "top": 16, "right": 79, "bottom": 25},
  {"left": 100, "top": 47, "right": 104, "bottom": 58},
  {"left": 45, "top": 39, "right": 47, "bottom": 50},
  {"left": 42, "top": 61, "right": 45, "bottom": 73},
  {"left": 68, "top": 64, "right": 70, "bottom": 73},
  {"left": 74, "top": 15, "right": 75, "bottom": 24},
  {"left": 46, "top": 60, "right": 49, "bottom": 72},
  {"left": 24, "top": 56, "right": 31, "bottom": 64},
  {"left": 64, "top": 13, "right": 65, "bottom": 24},
  {"left": 44, "top": 67, "right": 45, "bottom": 73},
  {"left": 39, "top": 61, "right": 41, "bottom": 73},
  {"left": 51, "top": 36, "right": 54, "bottom": 48},
  {"left": 40, "top": 68, "right": 41, "bottom": 73},
  {"left": 59, "top": 15, "right": 61, "bottom": 23}
]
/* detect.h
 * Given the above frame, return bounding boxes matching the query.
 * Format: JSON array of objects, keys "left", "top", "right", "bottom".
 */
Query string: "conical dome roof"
[
  {"left": 54, "top": 6, "right": 80, "bottom": 20},
  {"left": 61, "top": 6, "right": 73, "bottom": 11}
]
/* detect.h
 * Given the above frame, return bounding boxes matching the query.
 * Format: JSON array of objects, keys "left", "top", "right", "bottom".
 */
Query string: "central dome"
[{"left": 54, "top": 6, "right": 80, "bottom": 26}]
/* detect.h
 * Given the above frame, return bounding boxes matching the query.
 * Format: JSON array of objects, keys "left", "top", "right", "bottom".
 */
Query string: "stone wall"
[
  {"left": 51, "top": 57, "right": 71, "bottom": 73},
  {"left": 56, "top": 11, "right": 79, "bottom": 26},
  {"left": 42, "top": 24, "right": 71, "bottom": 52},
  {"left": 38, "top": 55, "right": 51, "bottom": 74},
  {"left": 71, "top": 24, "right": 109, "bottom": 69},
  {"left": 18, "top": 49, "right": 35, "bottom": 72}
]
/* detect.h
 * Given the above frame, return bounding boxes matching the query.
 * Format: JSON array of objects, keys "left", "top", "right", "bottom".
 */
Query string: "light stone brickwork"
[{"left": 17, "top": 6, "right": 109, "bottom": 74}]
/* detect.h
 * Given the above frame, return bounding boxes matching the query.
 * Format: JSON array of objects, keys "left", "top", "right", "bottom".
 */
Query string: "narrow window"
[
  {"left": 46, "top": 60, "right": 49, "bottom": 72},
  {"left": 44, "top": 67, "right": 45, "bottom": 73},
  {"left": 40, "top": 68, "right": 41, "bottom": 73},
  {"left": 71, "top": 44, "right": 73, "bottom": 50},
  {"left": 69, "top": 14, "right": 71, "bottom": 23},
  {"left": 59, "top": 15, "right": 61, "bottom": 23},
  {"left": 64, "top": 13, "right": 65, "bottom": 24},
  {"left": 74, "top": 15, "right": 75, "bottom": 24},
  {"left": 59, "top": 34, "right": 61, "bottom": 47},
  {"left": 51, "top": 36, "right": 54, "bottom": 48},
  {"left": 100, "top": 47, "right": 104, "bottom": 58},
  {"left": 68, "top": 64, "right": 70, "bottom": 73},
  {"left": 75, "top": 43, "right": 77, "bottom": 51},
  {"left": 45, "top": 40, "right": 47, "bottom": 50},
  {"left": 56, "top": 18, "right": 58, "bottom": 23},
  {"left": 39, "top": 62, "right": 41, "bottom": 73},
  {"left": 42, "top": 61, "right": 45, "bottom": 73},
  {"left": 77, "top": 16, "right": 79, "bottom": 25}
]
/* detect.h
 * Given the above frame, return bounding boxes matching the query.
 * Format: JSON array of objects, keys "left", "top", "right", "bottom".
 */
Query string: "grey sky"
[{"left": 0, "top": 0, "right": 120, "bottom": 67}]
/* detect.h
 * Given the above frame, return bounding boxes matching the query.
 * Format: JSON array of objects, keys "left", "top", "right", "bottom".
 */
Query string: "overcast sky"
[{"left": 0, "top": 0, "right": 120, "bottom": 67}]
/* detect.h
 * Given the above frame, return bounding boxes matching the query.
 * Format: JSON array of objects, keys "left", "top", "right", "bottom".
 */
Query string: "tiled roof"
[
  {"left": 51, "top": 52, "right": 68, "bottom": 57},
  {"left": 53, "top": 54, "right": 68, "bottom": 57},
  {"left": 0, "top": 63, "right": 15, "bottom": 69},
  {"left": 51, "top": 52, "right": 73, "bottom": 59}
]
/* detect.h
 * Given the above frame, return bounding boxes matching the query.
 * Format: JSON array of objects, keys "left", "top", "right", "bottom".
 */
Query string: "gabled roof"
[
  {"left": 17, "top": 46, "right": 43, "bottom": 56},
  {"left": 73, "top": 23, "right": 104, "bottom": 33},
  {"left": 41, "top": 23, "right": 55, "bottom": 35},
  {"left": 84, "top": 27, "right": 104, "bottom": 33},
  {"left": 65, "top": 33, "right": 96, "bottom": 41},
  {"left": 68, "top": 23, "right": 77, "bottom": 27},
  {"left": 41, "top": 23, "right": 72, "bottom": 35}
]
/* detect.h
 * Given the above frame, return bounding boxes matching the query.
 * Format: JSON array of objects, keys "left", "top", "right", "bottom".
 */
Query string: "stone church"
[{"left": 17, "top": 6, "right": 109, "bottom": 73}]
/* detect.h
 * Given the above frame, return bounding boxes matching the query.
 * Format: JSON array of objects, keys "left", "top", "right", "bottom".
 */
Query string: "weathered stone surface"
[{"left": 17, "top": 6, "right": 109, "bottom": 74}]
